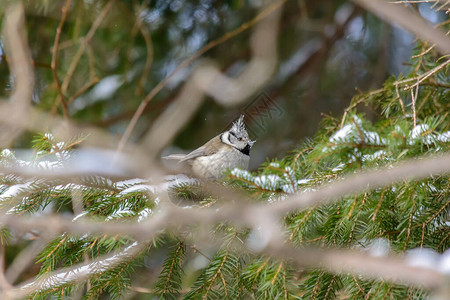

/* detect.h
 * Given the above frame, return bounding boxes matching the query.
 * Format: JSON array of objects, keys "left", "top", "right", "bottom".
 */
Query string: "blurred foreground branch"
[
  {"left": 0, "top": 154, "right": 449, "bottom": 298},
  {"left": 0, "top": 1, "right": 449, "bottom": 299},
  {"left": 354, "top": 0, "right": 450, "bottom": 54},
  {"left": 118, "top": 0, "right": 285, "bottom": 155},
  {"left": 0, "top": 2, "right": 33, "bottom": 147}
]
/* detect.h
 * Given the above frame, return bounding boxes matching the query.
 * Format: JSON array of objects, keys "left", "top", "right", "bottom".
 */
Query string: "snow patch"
[
  {"left": 105, "top": 209, "right": 134, "bottom": 221},
  {"left": 405, "top": 248, "right": 440, "bottom": 269},
  {"left": 254, "top": 174, "right": 281, "bottom": 191},
  {"left": 410, "top": 124, "right": 430, "bottom": 140},
  {"left": 0, "top": 182, "right": 33, "bottom": 201},
  {"left": 119, "top": 184, "right": 155, "bottom": 195},
  {"left": 1, "top": 149, "right": 13, "bottom": 157},
  {"left": 231, "top": 168, "right": 254, "bottom": 181},
  {"left": 362, "top": 150, "right": 388, "bottom": 162},
  {"left": 368, "top": 238, "right": 389, "bottom": 257},
  {"left": 440, "top": 249, "right": 450, "bottom": 274},
  {"left": 297, "top": 179, "right": 311, "bottom": 185},
  {"left": 116, "top": 178, "right": 147, "bottom": 189},
  {"left": 73, "top": 211, "right": 89, "bottom": 222},
  {"left": 330, "top": 124, "right": 355, "bottom": 143},
  {"left": 137, "top": 208, "right": 153, "bottom": 223},
  {"left": 332, "top": 164, "right": 345, "bottom": 172},
  {"left": 436, "top": 131, "right": 450, "bottom": 143},
  {"left": 364, "top": 131, "right": 385, "bottom": 145},
  {"left": 409, "top": 124, "right": 435, "bottom": 145}
]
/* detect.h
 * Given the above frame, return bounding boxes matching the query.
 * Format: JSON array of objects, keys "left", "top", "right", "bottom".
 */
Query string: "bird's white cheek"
[{"left": 221, "top": 132, "right": 233, "bottom": 147}]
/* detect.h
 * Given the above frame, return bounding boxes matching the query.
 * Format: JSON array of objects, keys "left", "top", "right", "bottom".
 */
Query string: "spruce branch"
[
  {"left": 1, "top": 155, "right": 448, "bottom": 240},
  {"left": 154, "top": 241, "right": 185, "bottom": 299},
  {"left": 0, "top": 154, "right": 448, "bottom": 298},
  {"left": 271, "top": 154, "right": 450, "bottom": 215},
  {"left": 7, "top": 241, "right": 148, "bottom": 299},
  {"left": 0, "top": 0, "right": 448, "bottom": 299}
]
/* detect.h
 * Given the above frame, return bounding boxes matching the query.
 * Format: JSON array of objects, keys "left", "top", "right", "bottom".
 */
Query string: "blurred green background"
[{"left": 0, "top": 0, "right": 445, "bottom": 168}]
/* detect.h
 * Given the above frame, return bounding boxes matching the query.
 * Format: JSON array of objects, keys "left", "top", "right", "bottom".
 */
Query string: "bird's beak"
[{"left": 249, "top": 140, "right": 256, "bottom": 147}]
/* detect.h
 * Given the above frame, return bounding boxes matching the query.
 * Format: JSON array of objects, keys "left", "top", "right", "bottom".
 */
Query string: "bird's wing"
[
  {"left": 163, "top": 154, "right": 188, "bottom": 160},
  {"left": 163, "top": 135, "right": 224, "bottom": 162},
  {"left": 180, "top": 134, "right": 223, "bottom": 161},
  {"left": 178, "top": 146, "right": 207, "bottom": 161},
  {"left": 163, "top": 147, "right": 209, "bottom": 161}
]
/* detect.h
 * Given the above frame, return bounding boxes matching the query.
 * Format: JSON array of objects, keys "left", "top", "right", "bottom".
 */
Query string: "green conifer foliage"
[{"left": 0, "top": 44, "right": 448, "bottom": 299}]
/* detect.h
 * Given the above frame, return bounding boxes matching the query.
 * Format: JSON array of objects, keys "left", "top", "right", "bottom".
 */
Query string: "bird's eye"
[{"left": 238, "top": 137, "right": 243, "bottom": 141}]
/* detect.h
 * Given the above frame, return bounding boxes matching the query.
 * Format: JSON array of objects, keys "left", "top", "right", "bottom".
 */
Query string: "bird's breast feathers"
[{"left": 191, "top": 147, "right": 249, "bottom": 180}]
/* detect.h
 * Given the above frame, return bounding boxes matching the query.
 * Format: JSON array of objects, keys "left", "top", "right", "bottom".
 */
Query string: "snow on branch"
[
  {"left": 1, "top": 154, "right": 449, "bottom": 297},
  {"left": 7, "top": 242, "right": 147, "bottom": 299}
]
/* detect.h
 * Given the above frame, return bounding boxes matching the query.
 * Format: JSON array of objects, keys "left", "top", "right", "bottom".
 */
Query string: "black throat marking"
[{"left": 238, "top": 144, "right": 251, "bottom": 156}]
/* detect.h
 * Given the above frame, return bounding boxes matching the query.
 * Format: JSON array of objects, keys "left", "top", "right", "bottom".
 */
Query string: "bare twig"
[
  {"left": 340, "top": 89, "right": 384, "bottom": 128},
  {"left": 388, "top": 0, "right": 449, "bottom": 8},
  {"left": 60, "top": 0, "right": 114, "bottom": 94},
  {"left": 410, "top": 83, "right": 419, "bottom": 126},
  {"left": 116, "top": 0, "right": 287, "bottom": 154},
  {"left": 401, "top": 58, "right": 450, "bottom": 90},
  {"left": 140, "top": 2, "right": 282, "bottom": 157},
  {"left": 67, "top": 77, "right": 100, "bottom": 104},
  {"left": 0, "top": 54, "right": 50, "bottom": 69},
  {"left": 394, "top": 84, "right": 407, "bottom": 118},
  {"left": 134, "top": 4, "right": 154, "bottom": 96},
  {"left": 51, "top": 0, "right": 72, "bottom": 121}
]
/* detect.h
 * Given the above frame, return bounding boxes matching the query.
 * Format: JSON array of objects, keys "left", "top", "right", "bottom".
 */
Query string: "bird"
[{"left": 164, "top": 115, "right": 255, "bottom": 180}]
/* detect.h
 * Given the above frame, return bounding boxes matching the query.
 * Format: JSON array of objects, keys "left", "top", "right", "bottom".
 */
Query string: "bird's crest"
[{"left": 231, "top": 115, "right": 246, "bottom": 134}]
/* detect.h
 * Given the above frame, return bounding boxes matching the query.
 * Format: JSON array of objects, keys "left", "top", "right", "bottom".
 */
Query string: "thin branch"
[
  {"left": 116, "top": 0, "right": 288, "bottom": 153},
  {"left": 134, "top": 4, "right": 154, "bottom": 96},
  {"left": 388, "top": 0, "right": 449, "bottom": 6},
  {"left": 410, "top": 83, "right": 419, "bottom": 126},
  {"left": 341, "top": 90, "right": 384, "bottom": 129},
  {"left": 60, "top": 0, "right": 114, "bottom": 94},
  {"left": 67, "top": 77, "right": 100, "bottom": 104},
  {"left": 394, "top": 83, "right": 407, "bottom": 118},
  {"left": 51, "top": 0, "right": 72, "bottom": 121},
  {"left": 394, "top": 58, "right": 450, "bottom": 88},
  {"left": 405, "top": 58, "right": 450, "bottom": 90},
  {"left": 0, "top": 54, "right": 50, "bottom": 69}
]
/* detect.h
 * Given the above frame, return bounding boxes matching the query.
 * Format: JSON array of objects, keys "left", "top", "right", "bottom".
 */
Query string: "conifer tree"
[
  {"left": 0, "top": 0, "right": 449, "bottom": 298},
  {"left": 0, "top": 41, "right": 448, "bottom": 299}
]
